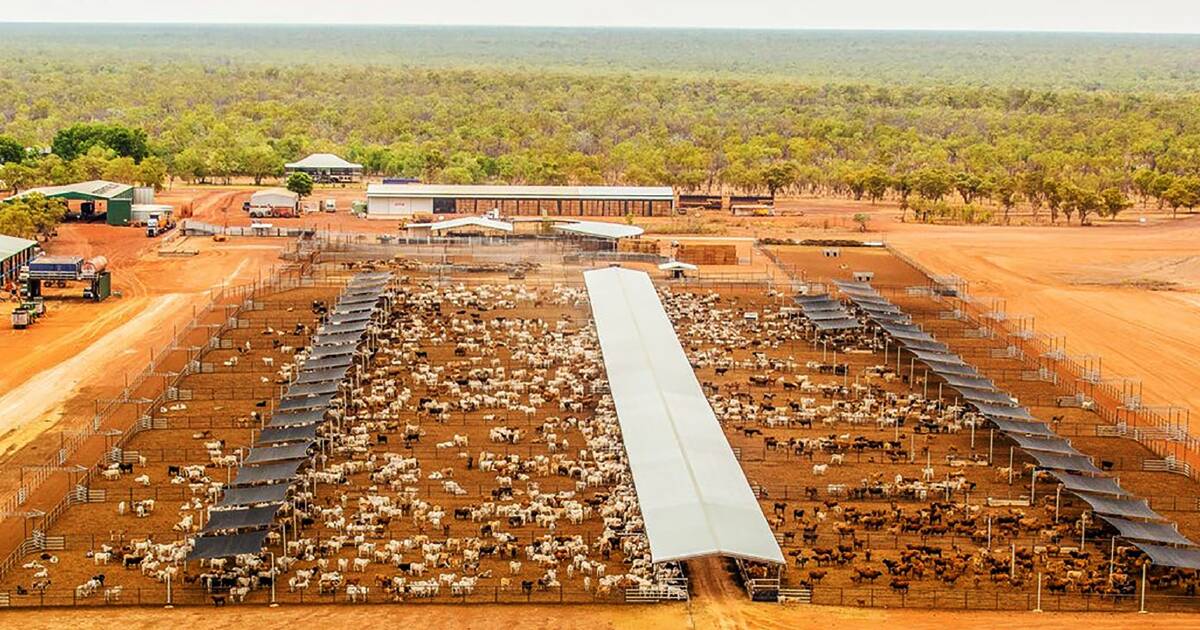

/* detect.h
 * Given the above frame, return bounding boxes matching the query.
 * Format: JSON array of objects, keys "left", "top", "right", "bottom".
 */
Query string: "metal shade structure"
[
  {"left": 216, "top": 483, "right": 292, "bottom": 508},
  {"left": 953, "top": 386, "right": 1019, "bottom": 406},
  {"left": 1132, "top": 543, "right": 1200, "bottom": 570},
  {"left": 1099, "top": 515, "right": 1193, "bottom": 546},
  {"left": 278, "top": 392, "right": 335, "bottom": 412},
  {"left": 300, "top": 355, "right": 354, "bottom": 371},
  {"left": 939, "top": 373, "right": 998, "bottom": 392},
  {"left": 283, "top": 381, "right": 340, "bottom": 398},
  {"left": 308, "top": 345, "right": 357, "bottom": 360},
  {"left": 804, "top": 309, "right": 855, "bottom": 321},
  {"left": 202, "top": 503, "right": 283, "bottom": 533},
  {"left": 295, "top": 366, "right": 350, "bottom": 384},
  {"left": 311, "top": 331, "right": 364, "bottom": 346},
  {"left": 243, "top": 441, "right": 315, "bottom": 465},
  {"left": 1073, "top": 493, "right": 1164, "bottom": 521},
  {"left": 970, "top": 402, "right": 1036, "bottom": 421},
  {"left": 1002, "top": 433, "right": 1083, "bottom": 456},
  {"left": 232, "top": 460, "right": 305, "bottom": 486},
  {"left": 266, "top": 409, "right": 327, "bottom": 428},
  {"left": 1025, "top": 450, "right": 1103, "bottom": 474},
  {"left": 1049, "top": 471, "right": 1130, "bottom": 497},
  {"left": 337, "top": 295, "right": 381, "bottom": 307},
  {"left": 321, "top": 320, "right": 370, "bottom": 335},
  {"left": 585, "top": 267, "right": 784, "bottom": 565},
  {"left": 811, "top": 318, "right": 862, "bottom": 332},
  {"left": 257, "top": 423, "right": 320, "bottom": 445},
  {"left": 187, "top": 530, "right": 269, "bottom": 561},
  {"left": 987, "top": 418, "right": 1057, "bottom": 438}
]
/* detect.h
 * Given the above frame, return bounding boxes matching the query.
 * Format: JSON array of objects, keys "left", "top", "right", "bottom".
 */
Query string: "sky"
[{"left": 2, "top": 0, "right": 1199, "bottom": 34}]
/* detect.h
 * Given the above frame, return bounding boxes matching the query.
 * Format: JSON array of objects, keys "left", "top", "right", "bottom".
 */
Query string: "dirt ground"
[
  {"left": 4, "top": 187, "right": 1200, "bottom": 625},
  {"left": 883, "top": 217, "right": 1200, "bottom": 424},
  {"left": 1, "top": 596, "right": 1197, "bottom": 629}
]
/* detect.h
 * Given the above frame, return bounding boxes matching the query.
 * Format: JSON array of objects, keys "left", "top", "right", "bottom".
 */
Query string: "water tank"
[
  {"left": 82, "top": 256, "right": 109, "bottom": 276},
  {"left": 134, "top": 187, "right": 156, "bottom": 204}
]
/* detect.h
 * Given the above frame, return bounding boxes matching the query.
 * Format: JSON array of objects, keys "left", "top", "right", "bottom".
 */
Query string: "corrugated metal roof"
[
  {"left": 407, "top": 216, "right": 514, "bottom": 233},
  {"left": 554, "top": 221, "right": 645, "bottom": 239},
  {"left": 7, "top": 180, "right": 132, "bottom": 200},
  {"left": 368, "top": 183, "right": 674, "bottom": 201},
  {"left": 0, "top": 234, "right": 37, "bottom": 259},
  {"left": 285, "top": 153, "right": 362, "bottom": 169},
  {"left": 585, "top": 267, "right": 784, "bottom": 565}
]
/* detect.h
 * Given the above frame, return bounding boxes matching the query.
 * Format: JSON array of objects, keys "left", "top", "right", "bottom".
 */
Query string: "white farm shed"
[{"left": 249, "top": 189, "right": 299, "bottom": 210}]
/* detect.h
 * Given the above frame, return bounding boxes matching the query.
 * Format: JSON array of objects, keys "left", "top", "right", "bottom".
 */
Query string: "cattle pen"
[{"left": 1, "top": 236, "right": 1200, "bottom": 613}]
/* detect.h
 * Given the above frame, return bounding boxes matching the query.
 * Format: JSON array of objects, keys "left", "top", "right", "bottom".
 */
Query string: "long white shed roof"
[
  {"left": 554, "top": 221, "right": 645, "bottom": 240},
  {"left": 407, "top": 216, "right": 514, "bottom": 233},
  {"left": 367, "top": 184, "right": 673, "bottom": 201},
  {"left": 584, "top": 267, "right": 784, "bottom": 565}
]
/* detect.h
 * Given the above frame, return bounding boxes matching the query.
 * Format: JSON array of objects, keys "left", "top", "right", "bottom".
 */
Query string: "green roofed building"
[
  {"left": 6, "top": 180, "right": 135, "bottom": 226},
  {"left": 0, "top": 233, "right": 39, "bottom": 284}
]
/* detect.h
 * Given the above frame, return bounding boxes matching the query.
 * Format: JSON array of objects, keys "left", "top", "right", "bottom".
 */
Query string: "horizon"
[
  {"left": 2, "top": 0, "right": 1199, "bottom": 35},
  {"left": 0, "top": 22, "right": 1198, "bottom": 36}
]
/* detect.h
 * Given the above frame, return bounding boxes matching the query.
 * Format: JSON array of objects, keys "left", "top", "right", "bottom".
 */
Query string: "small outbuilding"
[{"left": 285, "top": 154, "right": 363, "bottom": 184}]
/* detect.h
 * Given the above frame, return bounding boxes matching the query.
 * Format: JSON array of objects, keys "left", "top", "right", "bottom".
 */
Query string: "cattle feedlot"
[{"left": 1, "top": 239, "right": 1199, "bottom": 618}]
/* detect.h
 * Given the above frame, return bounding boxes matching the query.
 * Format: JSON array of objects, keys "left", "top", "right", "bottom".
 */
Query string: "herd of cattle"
[{"left": 7, "top": 266, "right": 1200, "bottom": 608}]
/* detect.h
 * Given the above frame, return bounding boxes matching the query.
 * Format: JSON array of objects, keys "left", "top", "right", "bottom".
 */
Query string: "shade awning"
[
  {"left": 1133, "top": 542, "right": 1200, "bottom": 569},
  {"left": 987, "top": 418, "right": 1057, "bottom": 438},
  {"left": 953, "top": 386, "right": 1019, "bottom": 406},
  {"left": 585, "top": 267, "right": 784, "bottom": 565},
  {"left": 284, "top": 381, "right": 340, "bottom": 398},
  {"left": 299, "top": 355, "right": 354, "bottom": 371},
  {"left": 232, "top": 460, "right": 305, "bottom": 486},
  {"left": 187, "top": 530, "right": 269, "bottom": 561},
  {"left": 258, "top": 423, "right": 320, "bottom": 445},
  {"left": 295, "top": 366, "right": 350, "bottom": 384},
  {"left": 266, "top": 409, "right": 327, "bottom": 428},
  {"left": 243, "top": 440, "right": 315, "bottom": 465},
  {"left": 308, "top": 345, "right": 357, "bottom": 360},
  {"left": 1025, "top": 450, "right": 1103, "bottom": 474},
  {"left": 202, "top": 503, "right": 283, "bottom": 533},
  {"left": 1002, "top": 432, "right": 1082, "bottom": 456},
  {"left": 278, "top": 392, "right": 335, "bottom": 411},
  {"left": 1049, "top": 471, "right": 1130, "bottom": 497},
  {"left": 811, "top": 318, "right": 861, "bottom": 331},
  {"left": 216, "top": 483, "right": 292, "bottom": 508},
  {"left": 972, "top": 402, "right": 1036, "bottom": 421},
  {"left": 1073, "top": 492, "right": 1164, "bottom": 521},
  {"left": 311, "top": 331, "right": 364, "bottom": 346},
  {"left": 1099, "top": 515, "right": 1193, "bottom": 546}
]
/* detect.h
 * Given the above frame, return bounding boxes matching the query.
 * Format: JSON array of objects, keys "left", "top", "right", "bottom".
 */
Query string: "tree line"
[{"left": 3, "top": 51, "right": 1200, "bottom": 227}]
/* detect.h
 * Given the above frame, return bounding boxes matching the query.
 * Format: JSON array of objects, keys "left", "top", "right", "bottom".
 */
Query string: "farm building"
[
  {"left": 5, "top": 180, "right": 134, "bottom": 225},
  {"left": 285, "top": 153, "right": 363, "bottom": 183},
  {"left": 0, "top": 233, "right": 38, "bottom": 284},
  {"left": 366, "top": 184, "right": 675, "bottom": 219}
]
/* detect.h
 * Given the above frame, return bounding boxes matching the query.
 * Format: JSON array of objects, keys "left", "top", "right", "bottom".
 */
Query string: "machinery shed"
[{"left": 6, "top": 180, "right": 134, "bottom": 225}]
